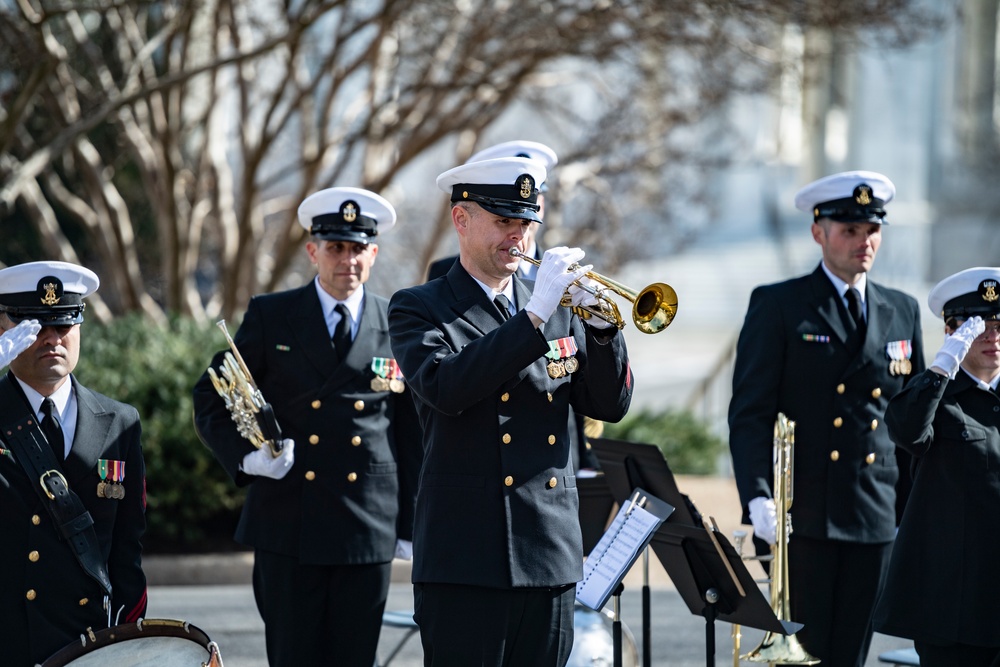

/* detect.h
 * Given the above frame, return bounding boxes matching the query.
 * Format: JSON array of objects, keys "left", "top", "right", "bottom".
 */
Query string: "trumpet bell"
[{"left": 633, "top": 282, "right": 678, "bottom": 334}]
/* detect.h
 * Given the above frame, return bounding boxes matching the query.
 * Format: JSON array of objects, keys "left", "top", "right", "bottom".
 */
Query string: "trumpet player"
[
  {"left": 874, "top": 267, "right": 1000, "bottom": 666},
  {"left": 388, "top": 156, "right": 633, "bottom": 666},
  {"left": 729, "top": 171, "right": 925, "bottom": 667},
  {"left": 193, "top": 188, "right": 423, "bottom": 667}
]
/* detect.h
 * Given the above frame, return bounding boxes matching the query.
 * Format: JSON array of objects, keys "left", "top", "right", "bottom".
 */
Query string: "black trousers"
[
  {"left": 413, "top": 581, "right": 576, "bottom": 667},
  {"left": 788, "top": 536, "right": 892, "bottom": 667},
  {"left": 915, "top": 640, "right": 1000, "bottom": 667},
  {"left": 253, "top": 549, "right": 392, "bottom": 667}
]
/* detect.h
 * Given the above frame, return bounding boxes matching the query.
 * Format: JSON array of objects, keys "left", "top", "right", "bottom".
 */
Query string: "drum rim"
[{"left": 40, "top": 618, "right": 213, "bottom": 667}]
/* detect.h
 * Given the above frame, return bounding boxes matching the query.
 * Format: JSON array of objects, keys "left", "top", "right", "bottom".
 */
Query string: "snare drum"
[
  {"left": 567, "top": 602, "right": 639, "bottom": 667},
  {"left": 40, "top": 618, "right": 224, "bottom": 667}
]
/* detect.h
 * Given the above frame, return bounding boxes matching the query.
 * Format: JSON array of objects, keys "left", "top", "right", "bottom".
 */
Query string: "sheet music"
[{"left": 576, "top": 490, "right": 669, "bottom": 611}]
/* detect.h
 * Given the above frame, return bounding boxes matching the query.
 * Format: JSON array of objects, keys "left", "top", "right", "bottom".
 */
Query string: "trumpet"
[
  {"left": 207, "top": 320, "right": 284, "bottom": 457},
  {"left": 508, "top": 248, "right": 677, "bottom": 333}
]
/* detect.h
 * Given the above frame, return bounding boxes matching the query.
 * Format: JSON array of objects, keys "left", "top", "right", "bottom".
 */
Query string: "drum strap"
[{"left": 0, "top": 376, "right": 113, "bottom": 597}]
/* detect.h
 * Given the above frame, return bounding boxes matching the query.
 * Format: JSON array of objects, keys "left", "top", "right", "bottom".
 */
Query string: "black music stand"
[
  {"left": 590, "top": 437, "right": 701, "bottom": 667},
  {"left": 577, "top": 473, "right": 617, "bottom": 553},
  {"left": 650, "top": 522, "right": 798, "bottom": 667}
]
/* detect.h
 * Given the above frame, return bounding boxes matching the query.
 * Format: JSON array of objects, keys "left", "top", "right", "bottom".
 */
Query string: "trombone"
[
  {"left": 732, "top": 413, "right": 819, "bottom": 665},
  {"left": 508, "top": 248, "right": 677, "bottom": 333},
  {"left": 207, "top": 320, "right": 285, "bottom": 457}
]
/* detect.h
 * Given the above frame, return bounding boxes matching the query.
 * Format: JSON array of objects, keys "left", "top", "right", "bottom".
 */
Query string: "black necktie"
[
  {"left": 332, "top": 304, "right": 353, "bottom": 360},
  {"left": 494, "top": 294, "right": 512, "bottom": 320},
  {"left": 41, "top": 398, "right": 65, "bottom": 462},
  {"left": 845, "top": 287, "right": 866, "bottom": 332}
]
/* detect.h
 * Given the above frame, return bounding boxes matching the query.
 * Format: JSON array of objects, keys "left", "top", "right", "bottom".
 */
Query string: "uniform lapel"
[
  {"left": 808, "top": 266, "right": 851, "bottom": 346},
  {"left": 289, "top": 284, "right": 338, "bottom": 379},
  {"left": 445, "top": 262, "right": 508, "bottom": 335},
  {"left": 64, "top": 378, "right": 114, "bottom": 487},
  {"left": 314, "top": 293, "right": 383, "bottom": 399}
]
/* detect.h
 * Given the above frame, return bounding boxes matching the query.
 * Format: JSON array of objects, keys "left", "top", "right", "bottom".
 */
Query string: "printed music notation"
[{"left": 576, "top": 488, "right": 674, "bottom": 611}]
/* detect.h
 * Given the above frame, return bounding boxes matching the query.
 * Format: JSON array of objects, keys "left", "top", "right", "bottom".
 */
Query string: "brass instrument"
[
  {"left": 508, "top": 248, "right": 677, "bottom": 333},
  {"left": 737, "top": 413, "right": 819, "bottom": 665},
  {"left": 207, "top": 320, "right": 284, "bottom": 457}
]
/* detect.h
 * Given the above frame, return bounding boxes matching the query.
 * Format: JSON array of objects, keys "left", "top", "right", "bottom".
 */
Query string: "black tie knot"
[
  {"left": 41, "top": 397, "right": 65, "bottom": 461},
  {"left": 845, "top": 287, "right": 865, "bottom": 329},
  {"left": 494, "top": 294, "right": 512, "bottom": 320}
]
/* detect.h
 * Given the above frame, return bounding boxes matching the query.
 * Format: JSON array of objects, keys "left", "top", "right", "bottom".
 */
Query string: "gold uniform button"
[
  {"left": 501, "top": 392, "right": 510, "bottom": 402},
  {"left": 548, "top": 435, "right": 556, "bottom": 445},
  {"left": 347, "top": 472, "right": 358, "bottom": 482},
  {"left": 31, "top": 515, "right": 40, "bottom": 526},
  {"left": 351, "top": 435, "right": 362, "bottom": 446},
  {"left": 871, "top": 387, "right": 882, "bottom": 399},
  {"left": 830, "top": 450, "right": 840, "bottom": 462},
  {"left": 502, "top": 433, "right": 512, "bottom": 444},
  {"left": 548, "top": 477, "right": 558, "bottom": 488},
  {"left": 833, "top": 417, "right": 843, "bottom": 428},
  {"left": 866, "top": 453, "right": 876, "bottom": 465},
  {"left": 26, "top": 590, "right": 36, "bottom": 601},
  {"left": 870, "top": 419, "right": 879, "bottom": 431},
  {"left": 79, "top": 598, "right": 89, "bottom": 606},
  {"left": 309, "top": 435, "right": 320, "bottom": 445},
  {"left": 547, "top": 393, "right": 553, "bottom": 403},
  {"left": 311, "top": 400, "right": 322, "bottom": 409},
  {"left": 504, "top": 476, "right": 514, "bottom": 487},
  {"left": 836, "top": 383, "right": 845, "bottom": 394},
  {"left": 28, "top": 551, "right": 39, "bottom": 562},
  {"left": 305, "top": 471, "right": 316, "bottom": 481},
  {"left": 354, "top": 400, "right": 365, "bottom": 411}
]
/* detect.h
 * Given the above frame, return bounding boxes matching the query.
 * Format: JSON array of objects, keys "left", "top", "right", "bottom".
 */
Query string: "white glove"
[
  {"left": 524, "top": 247, "right": 589, "bottom": 323},
  {"left": 748, "top": 496, "right": 777, "bottom": 546},
  {"left": 567, "top": 277, "right": 616, "bottom": 329},
  {"left": 241, "top": 439, "right": 295, "bottom": 479},
  {"left": 395, "top": 539, "right": 413, "bottom": 561},
  {"left": 932, "top": 316, "right": 984, "bottom": 378},
  {"left": 0, "top": 319, "right": 41, "bottom": 367}
]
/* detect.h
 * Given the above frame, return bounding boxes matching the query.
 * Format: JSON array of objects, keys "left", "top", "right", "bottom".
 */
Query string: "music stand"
[
  {"left": 650, "top": 522, "right": 798, "bottom": 667},
  {"left": 590, "top": 436, "right": 701, "bottom": 666},
  {"left": 577, "top": 473, "right": 616, "bottom": 553}
]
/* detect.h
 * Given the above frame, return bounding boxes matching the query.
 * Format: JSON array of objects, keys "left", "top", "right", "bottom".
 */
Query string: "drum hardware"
[
  {"left": 732, "top": 414, "right": 819, "bottom": 665},
  {"left": 567, "top": 601, "right": 639, "bottom": 667},
  {"left": 508, "top": 248, "right": 678, "bottom": 333},
  {"left": 206, "top": 319, "right": 284, "bottom": 456},
  {"left": 40, "top": 618, "right": 224, "bottom": 666}
]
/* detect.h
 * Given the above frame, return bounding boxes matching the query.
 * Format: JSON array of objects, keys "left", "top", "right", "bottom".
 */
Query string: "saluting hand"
[
  {"left": 932, "top": 316, "right": 985, "bottom": 378},
  {"left": 0, "top": 319, "right": 41, "bottom": 368},
  {"left": 241, "top": 439, "right": 295, "bottom": 479}
]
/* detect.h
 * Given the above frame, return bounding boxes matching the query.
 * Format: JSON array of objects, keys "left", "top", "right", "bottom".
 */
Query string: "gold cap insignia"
[
  {"left": 854, "top": 184, "right": 873, "bottom": 206},
  {"left": 981, "top": 280, "right": 999, "bottom": 303},
  {"left": 342, "top": 202, "right": 358, "bottom": 223},
  {"left": 518, "top": 175, "right": 534, "bottom": 199},
  {"left": 40, "top": 282, "right": 60, "bottom": 306}
]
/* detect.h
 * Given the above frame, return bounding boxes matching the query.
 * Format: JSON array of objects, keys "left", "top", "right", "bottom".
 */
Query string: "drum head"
[{"left": 41, "top": 619, "right": 223, "bottom": 667}]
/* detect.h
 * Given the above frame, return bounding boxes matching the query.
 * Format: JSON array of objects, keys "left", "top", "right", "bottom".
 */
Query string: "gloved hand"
[
  {"left": 932, "top": 316, "right": 984, "bottom": 378},
  {"left": 0, "top": 319, "right": 41, "bottom": 368},
  {"left": 395, "top": 539, "right": 413, "bottom": 561},
  {"left": 567, "top": 277, "right": 615, "bottom": 329},
  {"left": 748, "top": 496, "right": 777, "bottom": 546},
  {"left": 524, "top": 247, "right": 589, "bottom": 323},
  {"left": 241, "top": 439, "right": 295, "bottom": 479}
]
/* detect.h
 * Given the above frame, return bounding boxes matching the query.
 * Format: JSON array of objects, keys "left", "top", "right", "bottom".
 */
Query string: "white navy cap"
[
  {"left": 928, "top": 267, "right": 1000, "bottom": 321},
  {"left": 436, "top": 157, "right": 546, "bottom": 223},
  {"left": 467, "top": 141, "right": 558, "bottom": 192},
  {"left": 0, "top": 261, "right": 99, "bottom": 325},
  {"left": 297, "top": 187, "right": 396, "bottom": 245},
  {"left": 794, "top": 170, "right": 895, "bottom": 224}
]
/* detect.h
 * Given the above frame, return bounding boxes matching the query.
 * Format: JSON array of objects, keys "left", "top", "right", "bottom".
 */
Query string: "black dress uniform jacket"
[
  {"left": 874, "top": 369, "right": 1000, "bottom": 646},
  {"left": 729, "top": 265, "right": 925, "bottom": 542},
  {"left": 0, "top": 373, "right": 147, "bottom": 667},
  {"left": 193, "top": 284, "right": 422, "bottom": 565},
  {"left": 388, "top": 261, "right": 633, "bottom": 589}
]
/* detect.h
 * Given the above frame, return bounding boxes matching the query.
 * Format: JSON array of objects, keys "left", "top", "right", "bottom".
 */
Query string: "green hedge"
[
  {"left": 74, "top": 315, "right": 245, "bottom": 552},
  {"left": 603, "top": 407, "right": 725, "bottom": 475}
]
